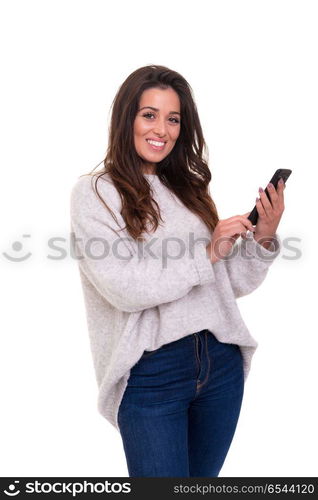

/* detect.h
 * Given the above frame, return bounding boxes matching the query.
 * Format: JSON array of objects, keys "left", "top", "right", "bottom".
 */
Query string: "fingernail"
[
  {"left": 279, "top": 178, "right": 284, "bottom": 185},
  {"left": 256, "top": 197, "right": 259, "bottom": 203},
  {"left": 259, "top": 187, "right": 264, "bottom": 193}
]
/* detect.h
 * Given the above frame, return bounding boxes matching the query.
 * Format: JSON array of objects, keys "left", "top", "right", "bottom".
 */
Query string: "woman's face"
[{"left": 133, "top": 87, "right": 181, "bottom": 173}]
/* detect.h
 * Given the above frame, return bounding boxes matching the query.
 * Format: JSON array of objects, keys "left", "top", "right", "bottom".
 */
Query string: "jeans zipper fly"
[{"left": 194, "top": 333, "right": 201, "bottom": 383}]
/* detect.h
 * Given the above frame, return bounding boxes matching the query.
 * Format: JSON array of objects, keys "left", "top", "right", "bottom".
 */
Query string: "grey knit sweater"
[{"left": 70, "top": 172, "right": 281, "bottom": 431}]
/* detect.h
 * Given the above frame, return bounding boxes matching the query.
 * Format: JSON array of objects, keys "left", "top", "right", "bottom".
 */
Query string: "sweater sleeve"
[
  {"left": 222, "top": 230, "right": 281, "bottom": 298},
  {"left": 70, "top": 176, "right": 216, "bottom": 313}
]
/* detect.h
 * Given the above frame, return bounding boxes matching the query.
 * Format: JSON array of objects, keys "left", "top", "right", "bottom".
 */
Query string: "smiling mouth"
[{"left": 146, "top": 139, "right": 166, "bottom": 150}]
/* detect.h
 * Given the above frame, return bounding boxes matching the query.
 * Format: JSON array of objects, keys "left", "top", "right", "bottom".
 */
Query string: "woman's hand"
[
  {"left": 206, "top": 214, "right": 255, "bottom": 264},
  {"left": 253, "top": 178, "right": 286, "bottom": 250}
]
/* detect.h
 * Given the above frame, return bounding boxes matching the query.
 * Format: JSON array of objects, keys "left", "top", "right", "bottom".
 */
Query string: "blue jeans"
[{"left": 118, "top": 329, "right": 244, "bottom": 477}]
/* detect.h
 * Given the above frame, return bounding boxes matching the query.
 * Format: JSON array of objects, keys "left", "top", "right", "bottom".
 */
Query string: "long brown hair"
[{"left": 83, "top": 64, "right": 219, "bottom": 241}]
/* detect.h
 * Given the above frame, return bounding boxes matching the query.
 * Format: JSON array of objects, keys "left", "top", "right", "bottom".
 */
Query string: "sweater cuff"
[
  {"left": 244, "top": 231, "right": 281, "bottom": 263},
  {"left": 192, "top": 243, "right": 216, "bottom": 285}
]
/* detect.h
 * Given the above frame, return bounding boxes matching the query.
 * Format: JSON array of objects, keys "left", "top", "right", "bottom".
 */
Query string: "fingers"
[
  {"left": 237, "top": 179, "right": 285, "bottom": 228},
  {"left": 258, "top": 185, "right": 273, "bottom": 216},
  {"left": 266, "top": 183, "right": 278, "bottom": 204},
  {"left": 277, "top": 177, "right": 286, "bottom": 204},
  {"left": 255, "top": 196, "right": 265, "bottom": 217},
  {"left": 278, "top": 177, "right": 286, "bottom": 191},
  {"left": 239, "top": 215, "right": 255, "bottom": 232},
  {"left": 260, "top": 179, "right": 285, "bottom": 214}
]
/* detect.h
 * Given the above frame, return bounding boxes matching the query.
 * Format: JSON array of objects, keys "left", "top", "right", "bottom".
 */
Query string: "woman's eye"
[{"left": 142, "top": 113, "right": 180, "bottom": 124}]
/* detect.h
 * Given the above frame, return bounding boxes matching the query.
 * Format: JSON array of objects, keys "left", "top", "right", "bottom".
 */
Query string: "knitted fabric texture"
[{"left": 70, "top": 173, "right": 281, "bottom": 430}]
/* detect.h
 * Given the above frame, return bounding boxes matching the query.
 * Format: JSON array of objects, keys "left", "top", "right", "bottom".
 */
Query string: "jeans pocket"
[
  {"left": 141, "top": 347, "right": 162, "bottom": 359},
  {"left": 141, "top": 340, "right": 173, "bottom": 358}
]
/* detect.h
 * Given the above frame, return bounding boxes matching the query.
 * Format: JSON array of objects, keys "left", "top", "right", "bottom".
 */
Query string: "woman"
[{"left": 70, "top": 64, "right": 285, "bottom": 477}]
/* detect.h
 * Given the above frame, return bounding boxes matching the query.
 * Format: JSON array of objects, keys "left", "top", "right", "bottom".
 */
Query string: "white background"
[{"left": 0, "top": 0, "right": 317, "bottom": 477}]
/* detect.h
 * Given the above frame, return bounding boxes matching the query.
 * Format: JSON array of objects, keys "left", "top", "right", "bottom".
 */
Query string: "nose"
[{"left": 152, "top": 117, "right": 168, "bottom": 138}]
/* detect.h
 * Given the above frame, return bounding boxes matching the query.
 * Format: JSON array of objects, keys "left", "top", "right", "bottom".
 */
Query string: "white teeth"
[{"left": 147, "top": 139, "right": 165, "bottom": 146}]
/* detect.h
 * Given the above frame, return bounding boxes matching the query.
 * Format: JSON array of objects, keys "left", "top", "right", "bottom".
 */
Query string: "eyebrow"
[{"left": 138, "top": 106, "right": 181, "bottom": 116}]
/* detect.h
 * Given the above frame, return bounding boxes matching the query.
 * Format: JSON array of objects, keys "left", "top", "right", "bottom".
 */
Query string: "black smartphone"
[{"left": 247, "top": 168, "right": 292, "bottom": 226}]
